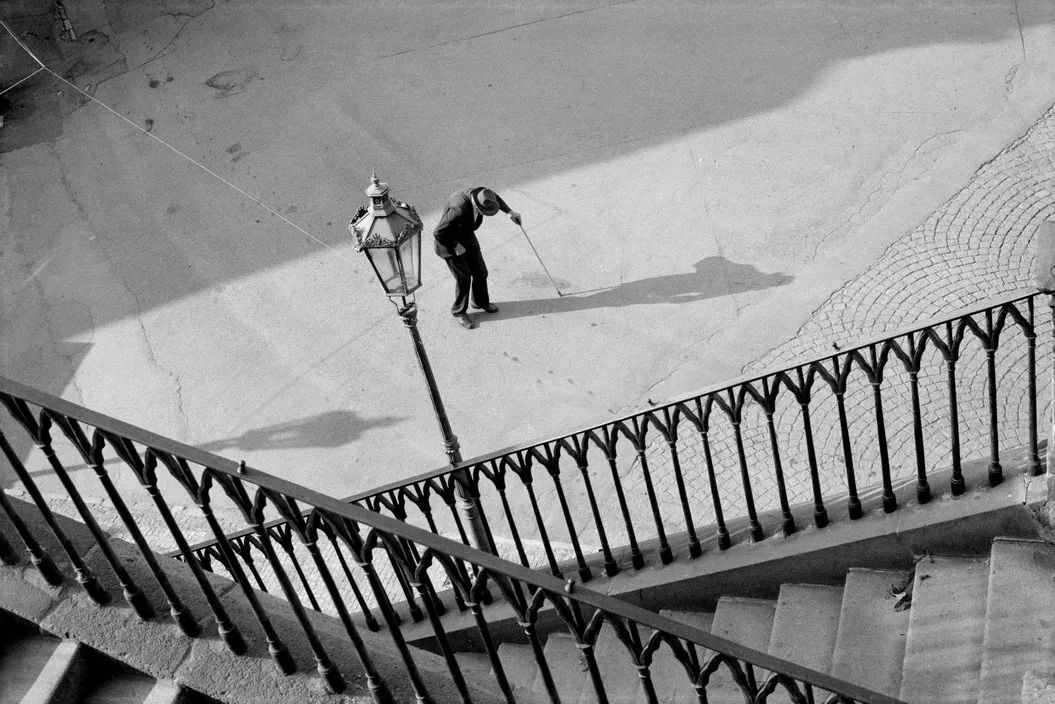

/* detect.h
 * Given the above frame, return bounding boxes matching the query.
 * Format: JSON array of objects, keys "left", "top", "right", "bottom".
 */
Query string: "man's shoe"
[
  {"left": 472, "top": 303, "right": 500, "bottom": 313},
  {"left": 455, "top": 314, "right": 476, "bottom": 329}
]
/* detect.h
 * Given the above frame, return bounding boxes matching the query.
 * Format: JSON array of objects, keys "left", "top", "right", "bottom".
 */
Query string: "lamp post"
[{"left": 350, "top": 175, "right": 492, "bottom": 554}]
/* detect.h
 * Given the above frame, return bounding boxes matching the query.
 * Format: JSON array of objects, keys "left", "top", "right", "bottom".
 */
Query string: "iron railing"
[
  {"left": 179, "top": 290, "right": 1051, "bottom": 605},
  {"left": 0, "top": 376, "right": 900, "bottom": 704}
]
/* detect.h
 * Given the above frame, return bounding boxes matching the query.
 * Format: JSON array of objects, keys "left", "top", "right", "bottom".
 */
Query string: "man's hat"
[{"left": 474, "top": 188, "right": 501, "bottom": 216}]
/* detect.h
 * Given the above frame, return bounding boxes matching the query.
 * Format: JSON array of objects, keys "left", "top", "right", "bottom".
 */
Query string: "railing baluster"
[
  {"left": 636, "top": 663, "right": 660, "bottom": 704},
  {"left": 1027, "top": 297, "right": 1042, "bottom": 475},
  {"left": 1049, "top": 293, "right": 1055, "bottom": 475},
  {"left": 985, "top": 309, "right": 1003, "bottom": 486},
  {"left": 696, "top": 397, "right": 731, "bottom": 549},
  {"left": 796, "top": 370, "right": 828, "bottom": 529},
  {"left": 281, "top": 534, "right": 322, "bottom": 612},
  {"left": 574, "top": 449, "right": 618, "bottom": 576},
  {"left": 409, "top": 558, "right": 471, "bottom": 704},
  {"left": 868, "top": 346, "right": 897, "bottom": 513},
  {"left": 664, "top": 424, "right": 702, "bottom": 558},
  {"left": 418, "top": 500, "right": 469, "bottom": 611},
  {"left": 633, "top": 417, "right": 672, "bottom": 564},
  {"left": 233, "top": 538, "right": 269, "bottom": 591},
  {"left": 728, "top": 389, "right": 764, "bottom": 542},
  {"left": 321, "top": 524, "right": 380, "bottom": 631},
  {"left": 945, "top": 321, "right": 965, "bottom": 495},
  {"left": 601, "top": 430, "right": 644, "bottom": 569},
  {"left": 906, "top": 333, "right": 931, "bottom": 504},
  {"left": 0, "top": 426, "right": 109, "bottom": 604},
  {"left": 577, "top": 608, "right": 608, "bottom": 704},
  {"left": 496, "top": 483, "right": 531, "bottom": 568},
  {"left": 303, "top": 515, "right": 390, "bottom": 704},
  {"left": 524, "top": 476, "right": 562, "bottom": 577},
  {"left": 402, "top": 535, "right": 448, "bottom": 616},
  {"left": 832, "top": 357, "right": 863, "bottom": 519},
  {"left": 383, "top": 538, "right": 425, "bottom": 621},
  {"left": 0, "top": 486, "right": 62, "bottom": 582},
  {"left": 351, "top": 525, "right": 433, "bottom": 704},
  {"left": 762, "top": 378, "right": 795, "bottom": 536},
  {"left": 522, "top": 607, "right": 561, "bottom": 704},
  {"left": 464, "top": 574, "right": 515, "bottom": 704},
  {"left": 545, "top": 457, "right": 592, "bottom": 581}
]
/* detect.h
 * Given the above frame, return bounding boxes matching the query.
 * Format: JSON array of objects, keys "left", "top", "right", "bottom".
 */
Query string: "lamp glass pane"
[
  {"left": 399, "top": 232, "right": 421, "bottom": 292},
  {"left": 366, "top": 247, "right": 405, "bottom": 295}
]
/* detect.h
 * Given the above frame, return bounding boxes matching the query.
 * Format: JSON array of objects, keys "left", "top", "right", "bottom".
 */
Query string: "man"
[{"left": 433, "top": 187, "right": 522, "bottom": 329}]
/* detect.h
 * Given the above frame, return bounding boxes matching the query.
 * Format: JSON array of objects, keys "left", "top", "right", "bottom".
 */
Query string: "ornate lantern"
[{"left": 349, "top": 174, "right": 423, "bottom": 298}]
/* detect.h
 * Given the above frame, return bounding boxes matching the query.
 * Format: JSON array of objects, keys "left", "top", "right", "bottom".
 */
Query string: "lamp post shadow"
[{"left": 490, "top": 256, "right": 793, "bottom": 320}]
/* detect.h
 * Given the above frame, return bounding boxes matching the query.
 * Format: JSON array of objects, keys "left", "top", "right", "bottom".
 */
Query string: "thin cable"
[
  {"left": 0, "top": 18, "right": 355, "bottom": 265},
  {"left": 0, "top": 18, "right": 46, "bottom": 68},
  {"left": 0, "top": 67, "right": 44, "bottom": 96}
]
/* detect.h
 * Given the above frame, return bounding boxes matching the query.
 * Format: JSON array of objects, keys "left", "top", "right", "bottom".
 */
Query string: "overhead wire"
[{"left": 0, "top": 67, "right": 44, "bottom": 97}]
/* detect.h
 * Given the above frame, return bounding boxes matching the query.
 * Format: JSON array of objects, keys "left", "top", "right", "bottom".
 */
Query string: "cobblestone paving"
[{"left": 5, "top": 104, "right": 1055, "bottom": 622}]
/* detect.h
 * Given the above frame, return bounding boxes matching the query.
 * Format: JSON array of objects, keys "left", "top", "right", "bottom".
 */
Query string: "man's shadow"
[{"left": 493, "top": 256, "right": 792, "bottom": 320}]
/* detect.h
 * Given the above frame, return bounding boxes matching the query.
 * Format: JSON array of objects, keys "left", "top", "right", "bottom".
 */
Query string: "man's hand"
[
  {"left": 509, "top": 210, "right": 523, "bottom": 226},
  {"left": 453, "top": 244, "right": 468, "bottom": 256}
]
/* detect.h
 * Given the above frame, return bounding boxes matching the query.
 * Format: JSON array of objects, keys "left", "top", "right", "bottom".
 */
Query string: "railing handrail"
[
  {"left": 173, "top": 287, "right": 1040, "bottom": 557},
  {"left": 0, "top": 374, "right": 904, "bottom": 703}
]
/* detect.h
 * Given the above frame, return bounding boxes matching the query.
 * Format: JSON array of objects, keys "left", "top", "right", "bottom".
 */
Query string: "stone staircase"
[
  {"left": 0, "top": 614, "right": 209, "bottom": 704},
  {"left": 470, "top": 538, "right": 1055, "bottom": 704}
]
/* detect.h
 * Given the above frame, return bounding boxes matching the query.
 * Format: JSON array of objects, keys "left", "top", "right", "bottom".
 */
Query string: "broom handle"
[{"left": 518, "top": 224, "right": 563, "bottom": 296}]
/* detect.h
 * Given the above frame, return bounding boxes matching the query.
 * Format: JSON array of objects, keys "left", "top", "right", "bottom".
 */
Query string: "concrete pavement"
[{"left": 3, "top": 0, "right": 1055, "bottom": 519}]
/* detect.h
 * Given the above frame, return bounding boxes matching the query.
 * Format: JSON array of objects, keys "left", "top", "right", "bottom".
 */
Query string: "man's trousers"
[{"left": 444, "top": 250, "right": 491, "bottom": 315}]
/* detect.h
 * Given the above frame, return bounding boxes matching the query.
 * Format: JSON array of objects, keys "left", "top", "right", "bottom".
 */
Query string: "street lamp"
[{"left": 350, "top": 175, "right": 491, "bottom": 553}]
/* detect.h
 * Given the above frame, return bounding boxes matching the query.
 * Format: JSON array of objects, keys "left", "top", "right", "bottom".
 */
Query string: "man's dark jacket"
[{"left": 433, "top": 188, "right": 506, "bottom": 259}]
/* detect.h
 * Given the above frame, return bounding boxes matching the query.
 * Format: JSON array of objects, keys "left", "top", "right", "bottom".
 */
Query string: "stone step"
[
  {"left": 657, "top": 609, "right": 748, "bottom": 704},
  {"left": 19, "top": 638, "right": 87, "bottom": 704},
  {"left": 532, "top": 633, "right": 589, "bottom": 703},
  {"left": 141, "top": 681, "right": 187, "bottom": 704},
  {"left": 658, "top": 609, "right": 714, "bottom": 633},
  {"left": 978, "top": 539, "right": 1055, "bottom": 704},
  {"left": 586, "top": 627, "right": 645, "bottom": 704},
  {"left": 81, "top": 673, "right": 158, "bottom": 704},
  {"left": 496, "top": 642, "right": 539, "bottom": 693},
  {"left": 899, "top": 556, "right": 988, "bottom": 704},
  {"left": 829, "top": 568, "right": 911, "bottom": 699},
  {"left": 711, "top": 596, "right": 776, "bottom": 691},
  {"left": 448, "top": 647, "right": 516, "bottom": 703},
  {"left": 711, "top": 597, "right": 776, "bottom": 653},
  {"left": 765, "top": 583, "right": 843, "bottom": 704},
  {"left": 767, "top": 583, "right": 843, "bottom": 674},
  {"left": 0, "top": 634, "right": 64, "bottom": 704}
]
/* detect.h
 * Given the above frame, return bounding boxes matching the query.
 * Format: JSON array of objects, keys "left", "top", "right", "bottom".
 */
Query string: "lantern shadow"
[
  {"left": 488, "top": 256, "right": 792, "bottom": 320},
  {"left": 197, "top": 410, "right": 404, "bottom": 452}
]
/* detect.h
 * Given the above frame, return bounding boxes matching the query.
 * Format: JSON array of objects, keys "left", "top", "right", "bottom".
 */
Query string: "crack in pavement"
[
  {"left": 89, "top": 0, "right": 217, "bottom": 93},
  {"left": 52, "top": 145, "right": 191, "bottom": 436},
  {"left": 810, "top": 128, "right": 964, "bottom": 262}
]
